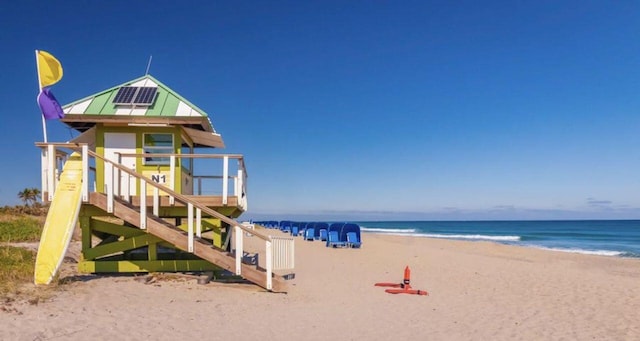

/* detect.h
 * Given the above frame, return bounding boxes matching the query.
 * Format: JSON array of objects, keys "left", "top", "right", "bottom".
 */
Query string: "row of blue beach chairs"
[{"left": 253, "top": 221, "right": 362, "bottom": 248}]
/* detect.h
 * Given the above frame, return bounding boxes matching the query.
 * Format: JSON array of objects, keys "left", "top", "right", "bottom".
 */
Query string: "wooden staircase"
[{"left": 90, "top": 192, "right": 287, "bottom": 292}]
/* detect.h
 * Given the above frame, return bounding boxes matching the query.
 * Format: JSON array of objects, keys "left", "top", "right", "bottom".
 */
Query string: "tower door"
[{"left": 104, "top": 133, "right": 137, "bottom": 196}]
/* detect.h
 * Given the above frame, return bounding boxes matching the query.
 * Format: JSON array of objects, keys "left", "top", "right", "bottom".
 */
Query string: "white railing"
[
  {"left": 271, "top": 236, "right": 295, "bottom": 270},
  {"left": 116, "top": 153, "right": 248, "bottom": 211},
  {"left": 37, "top": 145, "right": 248, "bottom": 211},
  {"left": 236, "top": 223, "right": 295, "bottom": 270},
  {"left": 40, "top": 145, "right": 67, "bottom": 202},
  {"left": 36, "top": 142, "right": 285, "bottom": 291},
  {"left": 37, "top": 143, "right": 90, "bottom": 203}
]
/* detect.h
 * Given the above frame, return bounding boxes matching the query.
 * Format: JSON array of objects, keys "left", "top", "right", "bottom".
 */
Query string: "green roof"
[{"left": 61, "top": 75, "right": 217, "bottom": 133}]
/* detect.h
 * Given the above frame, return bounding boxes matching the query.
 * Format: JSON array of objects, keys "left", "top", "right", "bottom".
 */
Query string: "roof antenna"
[{"left": 145, "top": 55, "right": 153, "bottom": 75}]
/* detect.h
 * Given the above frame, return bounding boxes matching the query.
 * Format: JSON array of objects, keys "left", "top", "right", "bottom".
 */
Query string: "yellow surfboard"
[{"left": 34, "top": 152, "right": 84, "bottom": 285}]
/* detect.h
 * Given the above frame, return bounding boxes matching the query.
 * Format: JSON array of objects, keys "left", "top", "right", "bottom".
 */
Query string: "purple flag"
[{"left": 37, "top": 87, "right": 64, "bottom": 120}]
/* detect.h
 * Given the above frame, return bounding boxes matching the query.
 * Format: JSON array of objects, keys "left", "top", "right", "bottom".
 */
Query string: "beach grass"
[
  {"left": 0, "top": 216, "right": 43, "bottom": 242},
  {"left": 0, "top": 214, "right": 46, "bottom": 301},
  {"left": 0, "top": 245, "right": 35, "bottom": 296},
  {"left": 0, "top": 245, "right": 55, "bottom": 307}
]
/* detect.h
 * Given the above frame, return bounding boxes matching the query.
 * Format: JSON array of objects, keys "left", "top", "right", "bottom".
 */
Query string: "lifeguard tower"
[{"left": 36, "top": 75, "right": 293, "bottom": 291}]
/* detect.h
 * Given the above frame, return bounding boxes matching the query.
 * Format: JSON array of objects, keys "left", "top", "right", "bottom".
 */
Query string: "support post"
[
  {"left": 40, "top": 148, "right": 47, "bottom": 203},
  {"left": 237, "top": 168, "right": 244, "bottom": 208},
  {"left": 114, "top": 153, "right": 121, "bottom": 199},
  {"left": 234, "top": 225, "right": 242, "bottom": 275},
  {"left": 196, "top": 208, "right": 202, "bottom": 238},
  {"left": 139, "top": 180, "right": 146, "bottom": 229},
  {"left": 153, "top": 187, "right": 159, "bottom": 216},
  {"left": 80, "top": 215, "right": 91, "bottom": 256},
  {"left": 81, "top": 144, "right": 88, "bottom": 202},
  {"left": 106, "top": 166, "right": 114, "bottom": 213},
  {"left": 169, "top": 155, "right": 175, "bottom": 205},
  {"left": 222, "top": 156, "right": 228, "bottom": 205},
  {"left": 187, "top": 202, "right": 194, "bottom": 252},
  {"left": 47, "top": 144, "right": 55, "bottom": 201},
  {"left": 148, "top": 243, "right": 157, "bottom": 261},
  {"left": 266, "top": 240, "right": 273, "bottom": 291}
]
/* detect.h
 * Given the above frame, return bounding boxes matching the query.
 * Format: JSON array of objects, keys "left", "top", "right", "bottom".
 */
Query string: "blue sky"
[{"left": 1, "top": 1, "right": 639, "bottom": 220}]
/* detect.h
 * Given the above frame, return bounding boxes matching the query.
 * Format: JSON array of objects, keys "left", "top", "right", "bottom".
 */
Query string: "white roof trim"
[
  {"left": 131, "top": 108, "right": 147, "bottom": 116},
  {"left": 130, "top": 78, "right": 158, "bottom": 87},
  {"left": 64, "top": 98, "right": 92, "bottom": 114},
  {"left": 115, "top": 107, "right": 133, "bottom": 115},
  {"left": 176, "top": 101, "right": 194, "bottom": 116}
]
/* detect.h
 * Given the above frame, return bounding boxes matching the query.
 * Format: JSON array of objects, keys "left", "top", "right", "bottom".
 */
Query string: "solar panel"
[
  {"left": 113, "top": 86, "right": 157, "bottom": 106},
  {"left": 134, "top": 87, "right": 157, "bottom": 105},
  {"left": 113, "top": 87, "right": 138, "bottom": 104}
]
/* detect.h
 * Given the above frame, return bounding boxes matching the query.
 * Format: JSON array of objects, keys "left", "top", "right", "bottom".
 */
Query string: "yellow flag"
[{"left": 37, "top": 50, "right": 63, "bottom": 88}]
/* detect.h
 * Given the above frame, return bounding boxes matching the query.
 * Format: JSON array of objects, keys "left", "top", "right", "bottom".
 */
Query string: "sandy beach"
[{"left": 2, "top": 232, "right": 639, "bottom": 340}]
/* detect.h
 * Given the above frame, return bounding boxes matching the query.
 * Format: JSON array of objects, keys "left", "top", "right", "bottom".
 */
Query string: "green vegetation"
[
  {"left": 0, "top": 246, "right": 36, "bottom": 295},
  {"left": 0, "top": 216, "right": 43, "bottom": 242},
  {"left": 18, "top": 188, "right": 41, "bottom": 207},
  {"left": 0, "top": 204, "right": 56, "bottom": 301},
  {"left": 0, "top": 203, "right": 48, "bottom": 216}
]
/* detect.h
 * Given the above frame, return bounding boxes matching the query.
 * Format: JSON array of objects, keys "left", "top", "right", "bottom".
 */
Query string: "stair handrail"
[
  {"left": 90, "top": 149, "right": 277, "bottom": 290},
  {"left": 87, "top": 149, "right": 269, "bottom": 241}
]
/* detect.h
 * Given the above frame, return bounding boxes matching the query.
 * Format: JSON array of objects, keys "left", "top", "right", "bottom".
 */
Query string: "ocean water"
[{"left": 356, "top": 220, "right": 640, "bottom": 258}]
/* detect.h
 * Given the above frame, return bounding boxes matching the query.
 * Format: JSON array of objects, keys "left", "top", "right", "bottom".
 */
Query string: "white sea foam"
[
  {"left": 537, "top": 247, "right": 623, "bottom": 257},
  {"left": 361, "top": 227, "right": 416, "bottom": 233},
  {"left": 362, "top": 228, "right": 521, "bottom": 242},
  {"left": 421, "top": 233, "right": 521, "bottom": 241}
]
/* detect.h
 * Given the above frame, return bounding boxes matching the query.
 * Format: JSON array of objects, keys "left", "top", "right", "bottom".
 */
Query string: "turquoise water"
[{"left": 356, "top": 220, "right": 640, "bottom": 258}]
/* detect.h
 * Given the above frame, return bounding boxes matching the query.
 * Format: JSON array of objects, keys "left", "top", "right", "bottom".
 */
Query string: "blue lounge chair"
[
  {"left": 340, "top": 223, "right": 362, "bottom": 248},
  {"left": 300, "top": 223, "right": 314, "bottom": 237},
  {"left": 328, "top": 222, "right": 346, "bottom": 244},
  {"left": 280, "top": 221, "right": 292, "bottom": 233},
  {"left": 319, "top": 229, "right": 327, "bottom": 241},
  {"left": 304, "top": 227, "right": 315, "bottom": 241},
  {"left": 291, "top": 225, "right": 299, "bottom": 237},
  {"left": 346, "top": 232, "right": 362, "bottom": 248},
  {"left": 302, "top": 223, "right": 309, "bottom": 236},
  {"left": 314, "top": 222, "right": 329, "bottom": 241},
  {"left": 327, "top": 230, "right": 347, "bottom": 248}
]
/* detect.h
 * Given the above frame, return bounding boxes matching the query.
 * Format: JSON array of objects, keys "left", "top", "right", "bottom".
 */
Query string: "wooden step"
[{"left": 89, "top": 192, "right": 286, "bottom": 292}]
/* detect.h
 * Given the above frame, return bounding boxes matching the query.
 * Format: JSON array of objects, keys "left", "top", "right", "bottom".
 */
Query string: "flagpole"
[
  {"left": 35, "top": 50, "right": 48, "bottom": 143},
  {"left": 145, "top": 55, "right": 153, "bottom": 75}
]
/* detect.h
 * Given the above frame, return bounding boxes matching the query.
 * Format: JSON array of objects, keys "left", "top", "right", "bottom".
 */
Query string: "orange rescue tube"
[
  {"left": 403, "top": 266, "right": 411, "bottom": 286},
  {"left": 374, "top": 265, "right": 428, "bottom": 296}
]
